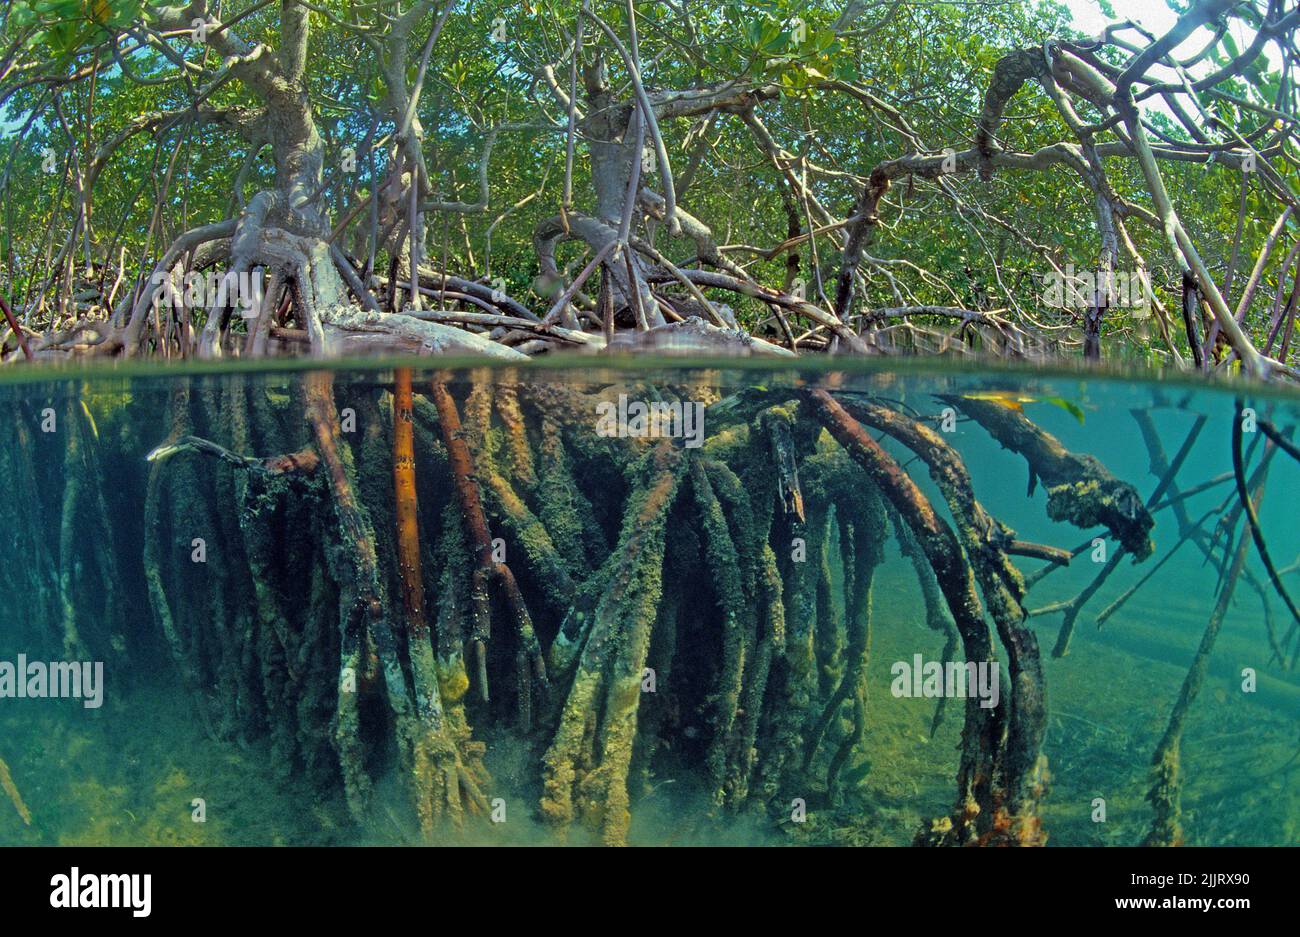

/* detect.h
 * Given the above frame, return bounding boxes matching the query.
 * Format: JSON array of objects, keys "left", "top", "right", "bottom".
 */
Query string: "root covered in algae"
[
  {"left": 6, "top": 367, "right": 1203, "bottom": 847},
  {"left": 540, "top": 441, "right": 685, "bottom": 843}
]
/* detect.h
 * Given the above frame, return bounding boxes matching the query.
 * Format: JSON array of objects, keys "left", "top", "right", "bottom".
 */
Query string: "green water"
[{"left": 0, "top": 357, "right": 1297, "bottom": 846}]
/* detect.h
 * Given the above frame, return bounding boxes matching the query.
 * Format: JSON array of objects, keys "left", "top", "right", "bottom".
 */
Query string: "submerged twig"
[
  {"left": 1145, "top": 447, "right": 1273, "bottom": 846},
  {"left": 0, "top": 756, "right": 31, "bottom": 826},
  {"left": 1233, "top": 401, "right": 1300, "bottom": 632}
]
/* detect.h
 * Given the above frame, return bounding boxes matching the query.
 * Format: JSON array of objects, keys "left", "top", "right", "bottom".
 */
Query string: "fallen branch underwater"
[
  {"left": 146, "top": 435, "right": 320, "bottom": 476},
  {"left": 941, "top": 394, "right": 1155, "bottom": 559}
]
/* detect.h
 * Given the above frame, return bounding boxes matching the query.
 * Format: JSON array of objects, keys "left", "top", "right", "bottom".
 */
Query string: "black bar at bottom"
[{"left": 0, "top": 844, "right": 1282, "bottom": 925}]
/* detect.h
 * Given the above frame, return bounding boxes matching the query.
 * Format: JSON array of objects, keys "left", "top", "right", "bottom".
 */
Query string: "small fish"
[
  {"left": 145, "top": 441, "right": 183, "bottom": 462},
  {"left": 961, "top": 391, "right": 1085, "bottom": 424},
  {"left": 961, "top": 390, "right": 1035, "bottom": 412}
]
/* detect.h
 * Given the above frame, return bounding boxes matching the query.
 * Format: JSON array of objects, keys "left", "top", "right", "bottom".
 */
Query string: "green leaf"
[{"left": 1039, "top": 396, "right": 1086, "bottom": 425}]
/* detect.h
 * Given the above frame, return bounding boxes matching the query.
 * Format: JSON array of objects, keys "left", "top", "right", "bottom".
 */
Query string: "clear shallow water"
[{"left": 0, "top": 358, "right": 1296, "bottom": 846}]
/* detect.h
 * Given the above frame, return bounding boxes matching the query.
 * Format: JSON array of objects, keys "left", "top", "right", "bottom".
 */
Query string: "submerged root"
[
  {"left": 804, "top": 388, "right": 1009, "bottom": 843},
  {"left": 691, "top": 459, "right": 750, "bottom": 805},
  {"left": 65, "top": 365, "right": 1178, "bottom": 846},
  {"left": 943, "top": 395, "right": 1154, "bottom": 558},
  {"left": 842, "top": 398, "right": 1047, "bottom": 839},
  {"left": 429, "top": 379, "right": 548, "bottom": 721},
  {"left": 1143, "top": 450, "right": 1269, "bottom": 846},
  {"left": 1144, "top": 742, "right": 1184, "bottom": 847},
  {"left": 541, "top": 442, "right": 684, "bottom": 844},
  {"left": 803, "top": 482, "right": 885, "bottom": 805},
  {"left": 394, "top": 368, "right": 480, "bottom": 833}
]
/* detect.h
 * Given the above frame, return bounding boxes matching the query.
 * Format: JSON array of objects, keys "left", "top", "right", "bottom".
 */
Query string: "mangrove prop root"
[
  {"left": 393, "top": 368, "right": 479, "bottom": 834},
  {"left": 1258, "top": 418, "right": 1300, "bottom": 466},
  {"left": 0, "top": 756, "right": 32, "bottom": 826},
  {"left": 690, "top": 459, "right": 750, "bottom": 805},
  {"left": 807, "top": 500, "right": 843, "bottom": 699},
  {"left": 474, "top": 390, "right": 578, "bottom": 616},
  {"left": 1139, "top": 412, "right": 1295, "bottom": 663},
  {"left": 1132, "top": 409, "right": 1198, "bottom": 536},
  {"left": 1039, "top": 549, "right": 1125, "bottom": 659},
  {"left": 1093, "top": 510, "right": 1215, "bottom": 630},
  {"left": 943, "top": 395, "right": 1155, "bottom": 558},
  {"left": 801, "top": 388, "right": 1004, "bottom": 844},
  {"left": 494, "top": 383, "right": 538, "bottom": 492},
  {"left": 892, "top": 512, "right": 959, "bottom": 737},
  {"left": 429, "top": 379, "right": 546, "bottom": 714},
  {"left": 803, "top": 482, "right": 885, "bottom": 805},
  {"left": 1005, "top": 541, "right": 1071, "bottom": 564},
  {"left": 541, "top": 442, "right": 684, "bottom": 844},
  {"left": 1036, "top": 414, "right": 1204, "bottom": 658},
  {"left": 702, "top": 451, "right": 784, "bottom": 807},
  {"left": 703, "top": 405, "right": 798, "bottom": 806},
  {"left": 731, "top": 542, "right": 785, "bottom": 803},
  {"left": 57, "top": 400, "right": 88, "bottom": 660},
  {"left": 393, "top": 369, "right": 428, "bottom": 643},
  {"left": 1233, "top": 401, "right": 1300, "bottom": 631},
  {"left": 306, "top": 371, "right": 485, "bottom": 829},
  {"left": 842, "top": 396, "right": 1047, "bottom": 842},
  {"left": 47, "top": 367, "right": 1198, "bottom": 846},
  {"left": 143, "top": 383, "right": 220, "bottom": 739},
  {"left": 304, "top": 371, "right": 387, "bottom": 821},
  {"left": 768, "top": 416, "right": 806, "bottom": 522}
]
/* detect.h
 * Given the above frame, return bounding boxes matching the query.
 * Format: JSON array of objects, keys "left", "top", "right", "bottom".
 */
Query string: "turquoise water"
[{"left": 0, "top": 358, "right": 1296, "bottom": 846}]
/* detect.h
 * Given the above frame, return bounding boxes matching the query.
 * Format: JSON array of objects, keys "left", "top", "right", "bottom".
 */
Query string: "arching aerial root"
[{"left": 803, "top": 388, "right": 1047, "bottom": 845}]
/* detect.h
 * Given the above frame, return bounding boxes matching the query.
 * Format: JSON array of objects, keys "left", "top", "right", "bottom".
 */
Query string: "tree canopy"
[{"left": 1, "top": 0, "right": 1298, "bottom": 377}]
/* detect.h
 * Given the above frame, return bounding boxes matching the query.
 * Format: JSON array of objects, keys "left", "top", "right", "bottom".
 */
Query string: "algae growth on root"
[{"left": 17, "top": 370, "right": 1172, "bottom": 847}]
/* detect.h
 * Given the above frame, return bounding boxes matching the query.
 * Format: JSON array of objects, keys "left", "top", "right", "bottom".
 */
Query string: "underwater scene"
[{"left": 0, "top": 359, "right": 1297, "bottom": 848}]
